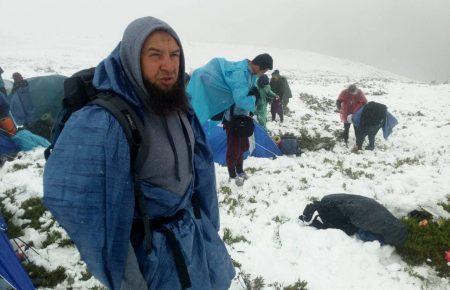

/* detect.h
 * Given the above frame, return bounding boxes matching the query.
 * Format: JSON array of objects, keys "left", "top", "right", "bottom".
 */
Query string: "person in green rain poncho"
[{"left": 255, "top": 74, "right": 278, "bottom": 128}]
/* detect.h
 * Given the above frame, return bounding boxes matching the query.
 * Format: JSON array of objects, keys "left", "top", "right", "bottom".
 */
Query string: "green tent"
[{"left": 7, "top": 74, "right": 67, "bottom": 123}]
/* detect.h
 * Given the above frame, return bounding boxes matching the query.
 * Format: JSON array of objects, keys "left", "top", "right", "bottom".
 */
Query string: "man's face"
[
  {"left": 140, "top": 31, "right": 180, "bottom": 91},
  {"left": 254, "top": 65, "right": 269, "bottom": 76}
]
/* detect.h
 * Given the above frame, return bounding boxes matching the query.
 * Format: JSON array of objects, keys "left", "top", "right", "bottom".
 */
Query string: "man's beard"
[{"left": 143, "top": 79, "right": 189, "bottom": 116}]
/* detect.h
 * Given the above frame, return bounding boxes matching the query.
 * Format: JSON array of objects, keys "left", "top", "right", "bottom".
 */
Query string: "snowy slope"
[{"left": 1, "top": 34, "right": 450, "bottom": 290}]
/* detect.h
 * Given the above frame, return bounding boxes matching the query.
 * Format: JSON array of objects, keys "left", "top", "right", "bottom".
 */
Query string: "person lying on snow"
[
  {"left": 336, "top": 84, "right": 367, "bottom": 145},
  {"left": 44, "top": 16, "right": 234, "bottom": 290}
]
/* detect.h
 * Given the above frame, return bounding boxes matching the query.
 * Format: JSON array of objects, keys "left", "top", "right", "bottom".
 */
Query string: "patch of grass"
[
  {"left": 299, "top": 128, "right": 336, "bottom": 151},
  {"left": 248, "top": 196, "right": 257, "bottom": 203},
  {"left": 283, "top": 279, "right": 309, "bottom": 290},
  {"left": 272, "top": 170, "right": 282, "bottom": 174},
  {"left": 397, "top": 216, "right": 450, "bottom": 278},
  {"left": 342, "top": 168, "right": 374, "bottom": 180},
  {"left": 393, "top": 157, "right": 423, "bottom": 168},
  {"left": 89, "top": 286, "right": 107, "bottom": 290},
  {"left": 219, "top": 185, "right": 232, "bottom": 195},
  {"left": 231, "top": 258, "right": 242, "bottom": 269},
  {"left": 42, "top": 230, "right": 62, "bottom": 248},
  {"left": 21, "top": 197, "right": 47, "bottom": 230},
  {"left": 438, "top": 196, "right": 450, "bottom": 213},
  {"left": 222, "top": 228, "right": 249, "bottom": 245},
  {"left": 9, "top": 163, "right": 32, "bottom": 172},
  {"left": 0, "top": 196, "right": 24, "bottom": 238},
  {"left": 273, "top": 215, "right": 290, "bottom": 224},
  {"left": 322, "top": 171, "right": 333, "bottom": 178},
  {"left": 238, "top": 271, "right": 265, "bottom": 290},
  {"left": 23, "top": 263, "right": 67, "bottom": 288},
  {"left": 245, "top": 167, "right": 263, "bottom": 174},
  {"left": 299, "top": 93, "right": 335, "bottom": 112},
  {"left": 58, "top": 238, "right": 74, "bottom": 247},
  {"left": 81, "top": 269, "right": 93, "bottom": 281}
]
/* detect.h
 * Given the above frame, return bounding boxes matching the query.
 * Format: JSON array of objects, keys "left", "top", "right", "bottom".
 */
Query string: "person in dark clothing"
[
  {"left": 0, "top": 66, "right": 7, "bottom": 96},
  {"left": 353, "top": 102, "right": 388, "bottom": 150},
  {"left": 11, "top": 72, "right": 28, "bottom": 94},
  {"left": 271, "top": 96, "right": 283, "bottom": 122},
  {"left": 270, "top": 70, "right": 292, "bottom": 112},
  {"left": 336, "top": 84, "right": 367, "bottom": 145}
]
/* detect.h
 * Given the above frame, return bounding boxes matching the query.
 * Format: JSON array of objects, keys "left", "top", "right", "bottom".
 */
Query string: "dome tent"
[{"left": 202, "top": 120, "right": 282, "bottom": 165}]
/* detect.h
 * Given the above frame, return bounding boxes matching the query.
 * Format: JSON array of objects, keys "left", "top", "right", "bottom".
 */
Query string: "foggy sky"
[{"left": 1, "top": 0, "right": 449, "bottom": 81}]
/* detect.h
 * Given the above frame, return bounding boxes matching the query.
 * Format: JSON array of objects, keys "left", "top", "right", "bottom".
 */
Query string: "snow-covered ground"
[{"left": 1, "top": 33, "right": 449, "bottom": 289}]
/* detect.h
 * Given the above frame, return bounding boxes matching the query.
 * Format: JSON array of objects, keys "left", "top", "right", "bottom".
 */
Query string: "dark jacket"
[{"left": 270, "top": 76, "right": 292, "bottom": 101}]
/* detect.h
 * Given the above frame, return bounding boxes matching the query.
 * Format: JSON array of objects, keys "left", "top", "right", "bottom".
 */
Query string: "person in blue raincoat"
[
  {"left": 44, "top": 16, "right": 234, "bottom": 290},
  {"left": 351, "top": 101, "right": 398, "bottom": 150},
  {"left": 186, "top": 54, "right": 272, "bottom": 124},
  {"left": 187, "top": 53, "right": 273, "bottom": 185}
]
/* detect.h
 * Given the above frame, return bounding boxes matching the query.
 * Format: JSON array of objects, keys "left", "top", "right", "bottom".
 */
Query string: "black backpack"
[
  {"left": 227, "top": 105, "right": 254, "bottom": 137},
  {"left": 45, "top": 68, "right": 196, "bottom": 289}
]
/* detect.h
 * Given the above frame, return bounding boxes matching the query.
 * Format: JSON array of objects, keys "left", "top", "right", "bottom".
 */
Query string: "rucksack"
[
  {"left": 227, "top": 105, "right": 254, "bottom": 137},
  {"left": 45, "top": 68, "right": 196, "bottom": 289}
]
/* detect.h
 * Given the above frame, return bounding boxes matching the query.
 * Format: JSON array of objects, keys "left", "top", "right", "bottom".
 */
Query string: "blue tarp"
[
  {"left": 0, "top": 215, "right": 35, "bottom": 290},
  {"left": 0, "top": 134, "right": 19, "bottom": 157},
  {"left": 203, "top": 120, "right": 282, "bottom": 165},
  {"left": 11, "top": 130, "right": 50, "bottom": 152},
  {"left": 1, "top": 130, "right": 49, "bottom": 161},
  {"left": 187, "top": 58, "right": 257, "bottom": 123}
]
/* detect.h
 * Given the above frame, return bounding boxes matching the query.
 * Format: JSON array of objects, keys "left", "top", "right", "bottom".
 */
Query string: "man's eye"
[{"left": 171, "top": 53, "right": 180, "bottom": 58}]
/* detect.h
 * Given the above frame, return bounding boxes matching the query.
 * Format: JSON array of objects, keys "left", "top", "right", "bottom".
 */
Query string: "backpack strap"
[{"left": 90, "top": 92, "right": 153, "bottom": 253}]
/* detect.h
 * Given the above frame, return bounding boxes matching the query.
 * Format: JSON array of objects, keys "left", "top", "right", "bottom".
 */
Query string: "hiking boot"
[
  {"left": 235, "top": 176, "right": 245, "bottom": 187},
  {"left": 237, "top": 172, "right": 248, "bottom": 180},
  {"left": 365, "top": 145, "right": 374, "bottom": 151}
]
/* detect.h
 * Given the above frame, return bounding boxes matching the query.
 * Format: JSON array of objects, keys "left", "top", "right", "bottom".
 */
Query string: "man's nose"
[{"left": 160, "top": 54, "right": 176, "bottom": 72}]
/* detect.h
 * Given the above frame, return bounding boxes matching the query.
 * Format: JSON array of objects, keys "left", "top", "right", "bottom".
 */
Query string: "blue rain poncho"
[
  {"left": 43, "top": 46, "right": 235, "bottom": 290},
  {"left": 186, "top": 58, "right": 257, "bottom": 123}
]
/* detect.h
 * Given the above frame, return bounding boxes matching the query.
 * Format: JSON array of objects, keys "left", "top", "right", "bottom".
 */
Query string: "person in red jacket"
[{"left": 336, "top": 84, "right": 367, "bottom": 144}]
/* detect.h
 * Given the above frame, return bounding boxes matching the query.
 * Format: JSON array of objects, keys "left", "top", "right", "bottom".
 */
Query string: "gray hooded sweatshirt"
[
  {"left": 120, "top": 16, "right": 194, "bottom": 196},
  {"left": 118, "top": 16, "right": 194, "bottom": 290}
]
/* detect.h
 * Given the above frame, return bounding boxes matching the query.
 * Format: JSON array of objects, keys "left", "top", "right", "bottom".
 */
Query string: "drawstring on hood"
[{"left": 120, "top": 16, "right": 189, "bottom": 186}]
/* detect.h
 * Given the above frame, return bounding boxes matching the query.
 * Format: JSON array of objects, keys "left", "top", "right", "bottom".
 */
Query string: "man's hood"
[{"left": 93, "top": 16, "right": 185, "bottom": 112}]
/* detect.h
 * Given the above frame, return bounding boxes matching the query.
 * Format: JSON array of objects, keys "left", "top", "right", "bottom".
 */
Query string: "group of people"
[
  {"left": 336, "top": 84, "right": 396, "bottom": 151},
  {"left": 11, "top": 15, "right": 394, "bottom": 290}
]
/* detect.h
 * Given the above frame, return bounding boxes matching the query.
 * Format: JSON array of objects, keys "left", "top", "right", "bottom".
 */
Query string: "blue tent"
[
  {"left": 0, "top": 215, "right": 35, "bottom": 290},
  {"left": 0, "top": 133, "right": 19, "bottom": 158},
  {"left": 203, "top": 120, "right": 282, "bottom": 165}
]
